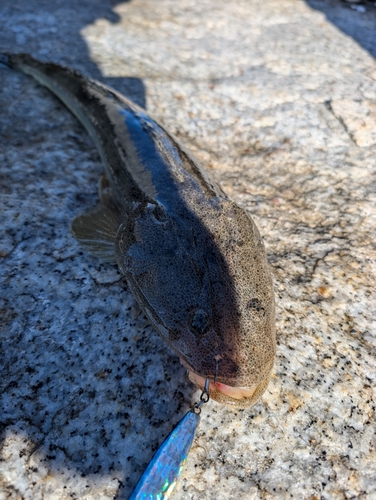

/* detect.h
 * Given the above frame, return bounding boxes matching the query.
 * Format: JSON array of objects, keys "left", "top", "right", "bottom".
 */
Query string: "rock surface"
[{"left": 0, "top": 0, "right": 375, "bottom": 499}]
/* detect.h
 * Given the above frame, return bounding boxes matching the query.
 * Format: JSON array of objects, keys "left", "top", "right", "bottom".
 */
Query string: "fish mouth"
[{"left": 187, "top": 370, "right": 271, "bottom": 409}]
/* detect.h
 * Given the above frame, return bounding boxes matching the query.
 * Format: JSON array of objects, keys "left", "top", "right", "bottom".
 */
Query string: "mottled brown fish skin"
[{"left": 3, "top": 53, "right": 276, "bottom": 408}]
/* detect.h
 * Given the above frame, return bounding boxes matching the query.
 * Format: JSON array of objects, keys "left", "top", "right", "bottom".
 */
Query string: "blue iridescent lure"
[
  {"left": 129, "top": 411, "right": 200, "bottom": 499},
  {"left": 130, "top": 379, "right": 210, "bottom": 500}
]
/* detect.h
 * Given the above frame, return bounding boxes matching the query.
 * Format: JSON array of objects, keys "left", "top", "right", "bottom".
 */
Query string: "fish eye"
[
  {"left": 152, "top": 204, "right": 168, "bottom": 222},
  {"left": 189, "top": 309, "right": 210, "bottom": 337}
]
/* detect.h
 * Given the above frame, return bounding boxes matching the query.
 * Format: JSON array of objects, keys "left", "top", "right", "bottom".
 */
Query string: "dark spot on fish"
[
  {"left": 247, "top": 298, "right": 266, "bottom": 320},
  {"left": 248, "top": 298, "right": 264, "bottom": 311}
]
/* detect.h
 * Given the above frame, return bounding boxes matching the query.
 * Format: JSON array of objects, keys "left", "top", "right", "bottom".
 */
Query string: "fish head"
[{"left": 116, "top": 199, "right": 275, "bottom": 408}]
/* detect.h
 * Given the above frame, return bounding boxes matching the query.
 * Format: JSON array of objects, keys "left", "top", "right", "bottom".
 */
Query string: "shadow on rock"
[
  {"left": 0, "top": 0, "right": 146, "bottom": 107},
  {"left": 306, "top": 0, "right": 376, "bottom": 59},
  {"left": 0, "top": 0, "right": 196, "bottom": 497}
]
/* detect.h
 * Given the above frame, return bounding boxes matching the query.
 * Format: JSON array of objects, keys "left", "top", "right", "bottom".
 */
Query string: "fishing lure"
[{"left": 130, "top": 380, "right": 210, "bottom": 500}]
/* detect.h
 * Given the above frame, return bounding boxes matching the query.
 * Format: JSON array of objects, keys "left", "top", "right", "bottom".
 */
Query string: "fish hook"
[{"left": 192, "top": 378, "right": 210, "bottom": 414}]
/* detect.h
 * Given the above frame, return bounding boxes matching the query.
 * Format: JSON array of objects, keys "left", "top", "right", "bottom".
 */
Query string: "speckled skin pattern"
[
  {"left": 1, "top": 0, "right": 376, "bottom": 498},
  {"left": 4, "top": 54, "right": 275, "bottom": 408}
]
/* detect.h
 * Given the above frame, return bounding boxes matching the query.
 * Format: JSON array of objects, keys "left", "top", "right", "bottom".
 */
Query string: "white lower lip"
[{"left": 188, "top": 371, "right": 257, "bottom": 400}]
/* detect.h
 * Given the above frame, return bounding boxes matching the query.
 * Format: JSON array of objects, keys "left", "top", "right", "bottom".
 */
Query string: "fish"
[{"left": 2, "top": 53, "right": 276, "bottom": 408}]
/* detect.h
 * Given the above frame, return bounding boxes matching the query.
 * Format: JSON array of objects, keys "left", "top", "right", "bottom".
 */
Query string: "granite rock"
[{"left": 0, "top": 0, "right": 375, "bottom": 499}]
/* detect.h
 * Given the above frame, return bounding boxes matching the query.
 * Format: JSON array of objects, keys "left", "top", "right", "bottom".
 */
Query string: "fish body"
[{"left": 3, "top": 53, "right": 276, "bottom": 408}]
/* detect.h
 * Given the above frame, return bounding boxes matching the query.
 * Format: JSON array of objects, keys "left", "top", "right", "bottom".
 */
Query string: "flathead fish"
[{"left": 2, "top": 53, "right": 276, "bottom": 408}]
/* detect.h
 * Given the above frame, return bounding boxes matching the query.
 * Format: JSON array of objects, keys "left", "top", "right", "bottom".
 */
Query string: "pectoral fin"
[{"left": 71, "top": 190, "right": 123, "bottom": 264}]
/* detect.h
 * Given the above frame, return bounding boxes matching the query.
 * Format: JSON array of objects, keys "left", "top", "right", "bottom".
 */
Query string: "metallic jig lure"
[{"left": 130, "top": 380, "right": 210, "bottom": 500}]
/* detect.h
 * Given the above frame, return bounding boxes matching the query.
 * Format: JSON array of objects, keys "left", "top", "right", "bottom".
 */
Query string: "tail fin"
[{"left": 0, "top": 52, "right": 103, "bottom": 146}]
